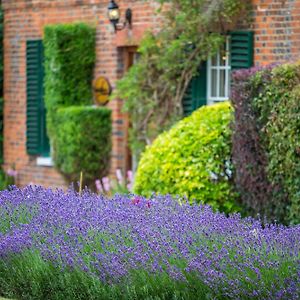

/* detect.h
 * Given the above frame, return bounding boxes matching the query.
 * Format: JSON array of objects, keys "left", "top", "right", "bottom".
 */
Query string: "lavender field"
[{"left": 0, "top": 186, "right": 299, "bottom": 299}]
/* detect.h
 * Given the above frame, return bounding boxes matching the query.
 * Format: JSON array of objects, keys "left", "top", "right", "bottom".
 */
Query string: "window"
[
  {"left": 207, "top": 37, "right": 231, "bottom": 105},
  {"left": 182, "top": 31, "right": 254, "bottom": 116},
  {"left": 26, "top": 40, "right": 50, "bottom": 158}
]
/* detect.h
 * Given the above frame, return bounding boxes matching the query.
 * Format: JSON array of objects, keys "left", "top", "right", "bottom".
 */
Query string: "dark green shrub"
[
  {"left": 0, "top": 7, "right": 3, "bottom": 97},
  {"left": 265, "top": 85, "right": 300, "bottom": 224},
  {"left": 0, "top": 168, "right": 15, "bottom": 190},
  {"left": 134, "top": 102, "right": 240, "bottom": 213},
  {"left": 231, "top": 62, "right": 300, "bottom": 224},
  {"left": 54, "top": 106, "right": 111, "bottom": 187},
  {"left": 0, "top": 8, "right": 3, "bottom": 163},
  {"left": 43, "top": 22, "right": 96, "bottom": 137},
  {"left": 252, "top": 63, "right": 300, "bottom": 224},
  {"left": 0, "top": 98, "right": 3, "bottom": 164}
]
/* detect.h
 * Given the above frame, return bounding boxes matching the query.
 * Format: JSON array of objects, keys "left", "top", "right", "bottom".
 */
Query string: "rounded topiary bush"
[{"left": 134, "top": 101, "right": 239, "bottom": 213}]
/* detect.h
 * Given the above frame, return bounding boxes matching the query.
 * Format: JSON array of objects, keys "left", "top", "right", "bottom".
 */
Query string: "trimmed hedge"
[
  {"left": 53, "top": 106, "right": 111, "bottom": 187},
  {"left": 231, "top": 62, "right": 300, "bottom": 224},
  {"left": 0, "top": 8, "right": 3, "bottom": 163},
  {"left": 0, "top": 98, "right": 3, "bottom": 164},
  {"left": 253, "top": 63, "right": 300, "bottom": 224},
  {"left": 43, "top": 22, "right": 96, "bottom": 138},
  {"left": 0, "top": 7, "right": 3, "bottom": 97},
  {"left": 43, "top": 22, "right": 110, "bottom": 185},
  {"left": 134, "top": 102, "right": 240, "bottom": 213}
]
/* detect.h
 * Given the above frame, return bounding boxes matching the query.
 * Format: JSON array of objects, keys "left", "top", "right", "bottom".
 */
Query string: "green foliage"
[
  {"left": 251, "top": 63, "right": 300, "bottom": 224},
  {"left": 0, "top": 251, "right": 211, "bottom": 300},
  {"left": 0, "top": 169, "right": 15, "bottom": 191},
  {"left": 53, "top": 106, "right": 111, "bottom": 187},
  {"left": 232, "top": 63, "right": 300, "bottom": 224},
  {"left": 43, "top": 22, "right": 96, "bottom": 138},
  {"left": 0, "top": 7, "right": 3, "bottom": 163},
  {"left": 0, "top": 7, "right": 3, "bottom": 97},
  {"left": 134, "top": 102, "right": 240, "bottom": 213},
  {"left": 43, "top": 23, "right": 108, "bottom": 185},
  {"left": 0, "top": 98, "right": 3, "bottom": 164},
  {"left": 114, "top": 0, "right": 250, "bottom": 161}
]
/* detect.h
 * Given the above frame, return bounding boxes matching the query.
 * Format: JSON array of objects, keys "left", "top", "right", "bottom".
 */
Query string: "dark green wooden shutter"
[
  {"left": 230, "top": 31, "right": 254, "bottom": 70},
  {"left": 26, "top": 40, "right": 50, "bottom": 155},
  {"left": 182, "top": 62, "right": 207, "bottom": 116},
  {"left": 182, "top": 81, "right": 193, "bottom": 116}
]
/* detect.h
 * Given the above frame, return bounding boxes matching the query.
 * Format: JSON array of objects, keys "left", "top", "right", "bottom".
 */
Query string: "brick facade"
[
  {"left": 2, "top": 0, "right": 300, "bottom": 189},
  {"left": 252, "top": 0, "right": 300, "bottom": 65},
  {"left": 2, "top": 0, "right": 162, "bottom": 188}
]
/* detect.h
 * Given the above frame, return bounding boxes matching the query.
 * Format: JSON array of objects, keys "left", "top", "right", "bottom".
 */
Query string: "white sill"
[{"left": 36, "top": 157, "right": 54, "bottom": 167}]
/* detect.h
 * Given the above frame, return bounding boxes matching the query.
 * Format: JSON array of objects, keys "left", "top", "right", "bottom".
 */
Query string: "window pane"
[
  {"left": 220, "top": 70, "right": 226, "bottom": 97},
  {"left": 207, "top": 37, "right": 231, "bottom": 102},
  {"left": 211, "top": 69, "right": 217, "bottom": 97}
]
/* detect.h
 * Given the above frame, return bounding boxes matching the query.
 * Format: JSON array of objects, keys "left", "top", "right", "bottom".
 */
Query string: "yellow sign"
[{"left": 93, "top": 76, "right": 112, "bottom": 105}]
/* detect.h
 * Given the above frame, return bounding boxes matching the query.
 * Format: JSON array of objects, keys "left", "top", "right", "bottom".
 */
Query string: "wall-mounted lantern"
[{"left": 108, "top": 0, "right": 132, "bottom": 32}]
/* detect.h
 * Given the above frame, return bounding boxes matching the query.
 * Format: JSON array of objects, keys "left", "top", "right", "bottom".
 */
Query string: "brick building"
[{"left": 2, "top": 0, "right": 300, "bottom": 188}]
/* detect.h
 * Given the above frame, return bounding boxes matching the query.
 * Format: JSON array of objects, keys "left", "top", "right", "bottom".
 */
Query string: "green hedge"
[
  {"left": 54, "top": 106, "right": 111, "bottom": 187},
  {"left": 252, "top": 63, "right": 300, "bottom": 224},
  {"left": 231, "top": 62, "right": 300, "bottom": 224},
  {"left": 43, "top": 22, "right": 96, "bottom": 138},
  {"left": 134, "top": 102, "right": 240, "bottom": 213},
  {"left": 43, "top": 22, "right": 109, "bottom": 185},
  {"left": 0, "top": 98, "right": 3, "bottom": 164},
  {"left": 0, "top": 8, "right": 3, "bottom": 163}
]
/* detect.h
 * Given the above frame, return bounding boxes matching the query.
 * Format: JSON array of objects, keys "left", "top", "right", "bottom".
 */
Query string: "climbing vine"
[{"left": 114, "top": 0, "right": 250, "bottom": 165}]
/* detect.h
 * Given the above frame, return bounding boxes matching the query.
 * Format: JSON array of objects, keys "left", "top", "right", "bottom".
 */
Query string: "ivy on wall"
[{"left": 114, "top": 0, "right": 250, "bottom": 163}]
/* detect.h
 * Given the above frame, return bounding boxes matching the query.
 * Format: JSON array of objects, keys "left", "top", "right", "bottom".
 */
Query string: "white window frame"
[
  {"left": 207, "top": 37, "right": 231, "bottom": 105},
  {"left": 36, "top": 156, "right": 54, "bottom": 167}
]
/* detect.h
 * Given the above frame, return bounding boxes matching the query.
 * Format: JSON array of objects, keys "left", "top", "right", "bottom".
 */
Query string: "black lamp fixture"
[{"left": 108, "top": 0, "right": 132, "bottom": 32}]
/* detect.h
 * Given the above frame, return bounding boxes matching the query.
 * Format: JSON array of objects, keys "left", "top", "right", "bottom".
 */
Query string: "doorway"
[{"left": 120, "top": 46, "right": 139, "bottom": 174}]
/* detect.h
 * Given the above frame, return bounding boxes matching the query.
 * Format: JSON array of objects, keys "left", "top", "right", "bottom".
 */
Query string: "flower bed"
[{"left": 0, "top": 186, "right": 299, "bottom": 299}]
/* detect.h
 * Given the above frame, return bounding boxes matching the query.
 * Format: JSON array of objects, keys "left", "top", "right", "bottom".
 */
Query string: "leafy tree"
[{"left": 114, "top": 0, "right": 250, "bottom": 164}]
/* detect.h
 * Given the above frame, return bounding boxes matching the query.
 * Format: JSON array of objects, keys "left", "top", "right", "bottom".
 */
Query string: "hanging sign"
[{"left": 93, "top": 76, "right": 112, "bottom": 105}]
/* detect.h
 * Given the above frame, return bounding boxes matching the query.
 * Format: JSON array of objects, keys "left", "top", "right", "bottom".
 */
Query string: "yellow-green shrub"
[{"left": 134, "top": 102, "right": 240, "bottom": 213}]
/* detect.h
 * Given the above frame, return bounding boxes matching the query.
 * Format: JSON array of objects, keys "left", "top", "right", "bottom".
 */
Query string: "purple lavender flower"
[{"left": 0, "top": 186, "right": 299, "bottom": 299}]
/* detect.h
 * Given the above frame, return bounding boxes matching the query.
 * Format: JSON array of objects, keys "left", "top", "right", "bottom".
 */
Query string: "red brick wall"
[
  {"left": 2, "top": 0, "right": 162, "bottom": 188},
  {"left": 252, "top": 0, "right": 300, "bottom": 65},
  {"left": 2, "top": 0, "right": 300, "bottom": 189}
]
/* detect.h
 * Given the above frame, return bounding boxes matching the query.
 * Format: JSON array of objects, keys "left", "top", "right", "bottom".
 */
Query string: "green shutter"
[
  {"left": 26, "top": 40, "right": 50, "bottom": 155},
  {"left": 182, "top": 62, "right": 207, "bottom": 116},
  {"left": 230, "top": 31, "right": 254, "bottom": 70},
  {"left": 182, "top": 82, "right": 193, "bottom": 116}
]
